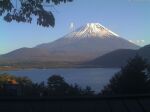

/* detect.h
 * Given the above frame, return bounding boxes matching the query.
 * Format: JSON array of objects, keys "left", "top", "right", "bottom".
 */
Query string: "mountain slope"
[
  {"left": 87, "top": 49, "right": 137, "bottom": 67},
  {"left": 0, "top": 48, "right": 51, "bottom": 63},
  {"left": 88, "top": 44, "right": 150, "bottom": 67},
  {"left": 0, "top": 23, "right": 139, "bottom": 65},
  {"left": 138, "top": 45, "right": 150, "bottom": 61},
  {"left": 35, "top": 23, "right": 139, "bottom": 61}
]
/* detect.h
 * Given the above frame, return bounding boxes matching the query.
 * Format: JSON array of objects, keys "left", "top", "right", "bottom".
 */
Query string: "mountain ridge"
[{"left": 87, "top": 45, "right": 150, "bottom": 68}]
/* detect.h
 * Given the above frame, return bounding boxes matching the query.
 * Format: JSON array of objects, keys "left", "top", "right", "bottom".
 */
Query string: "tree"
[
  {"left": 0, "top": 73, "right": 17, "bottom": 85},
  {"left": 0, "top": 73, "right": 34, "bottom": 96},
  {"left": 101, "top": 55, "right": 150, "bottom": 95},
  {"left": 47, "top": 75, "right": 70, "bottom": 95},
  {"left": 47, "top": 75, "right": 95, "bottom": 96},
  {"left": 68, "top": 84, "right": 83, "bottom": 96},
  {"left": 82, "top": 86, "right": 94, "bottom": 96},
  {"left": 16, "top": 76, "right": 32, "bottom": 86},
  {"left": 0, "top": 0, "right": 73, "bottom": 27},
  {"left": 0, "top": 73, "right": 32, "bottom": 85}
]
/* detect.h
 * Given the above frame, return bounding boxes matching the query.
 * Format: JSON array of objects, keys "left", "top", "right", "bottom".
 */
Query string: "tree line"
[
  {"left": 0, "top": 73, "right": 94, "bottom": 96},
  {"left": 0, "top": 55, "right": 150, "bottom": 96}
]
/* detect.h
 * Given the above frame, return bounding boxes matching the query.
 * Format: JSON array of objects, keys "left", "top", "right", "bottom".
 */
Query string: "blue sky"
[{"left": 0, "top": 0, "right": 150, "bottom": 54}]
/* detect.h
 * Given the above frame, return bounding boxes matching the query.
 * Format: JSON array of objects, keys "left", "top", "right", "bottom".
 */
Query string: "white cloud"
[
  {"left": 141, "top": 40, "right": 145, "bottom": 43},
  {"left": 129, "top": 39, "right": 145, "bottom": 45},
  {"left": 136, "top": 40, "right": 140, "bottom": 44},
  {"left": 69, "top": 22, "right": 75, "bottom": 30}
]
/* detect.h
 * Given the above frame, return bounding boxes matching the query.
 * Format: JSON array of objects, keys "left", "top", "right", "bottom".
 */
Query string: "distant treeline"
[{"left": 0, "top": 61, "right": 82, "bottom": 70}]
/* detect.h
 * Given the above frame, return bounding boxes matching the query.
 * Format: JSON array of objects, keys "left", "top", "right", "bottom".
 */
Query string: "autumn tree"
[{"left": 0, "top": 73, "right": 32, "bottom": 85}]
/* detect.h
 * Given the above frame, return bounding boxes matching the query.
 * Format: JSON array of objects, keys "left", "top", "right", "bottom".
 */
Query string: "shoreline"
[{"left": 0, "top": 66, "right": 120, "bottom": 71}]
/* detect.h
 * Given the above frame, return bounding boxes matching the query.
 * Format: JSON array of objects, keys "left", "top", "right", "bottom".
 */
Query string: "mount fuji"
[{"left": 0, "top": 23, "right": 139, "bottom": 65}]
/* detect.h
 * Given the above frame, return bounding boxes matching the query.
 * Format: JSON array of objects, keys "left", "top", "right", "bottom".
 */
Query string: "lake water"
[{"left": 0, "top": 68, "right": 120, "bottom": 93}]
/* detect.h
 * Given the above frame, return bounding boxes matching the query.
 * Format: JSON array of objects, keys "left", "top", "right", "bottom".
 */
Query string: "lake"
[{"left": 0, "top": 68, "right": 120, "bottom": 93}]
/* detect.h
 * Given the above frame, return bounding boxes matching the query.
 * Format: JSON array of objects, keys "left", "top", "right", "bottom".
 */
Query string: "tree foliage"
[
  {"left": 101, "top": 55, "right": 150, "bottom": 95},
  {"left": 0, "top": 73, "right": 32, "bottom": 85},
  {"left": 47, "top": 75, "right": 95, "bottom": 96},
  {"left": 0, "top": 74, "right": 94, "bottom": 96},
  {"left": 47, "top": 75, "right": 70, "bottom": 95},
  {"left": 0, "top": 0, "right": 73, "bottom": 27}
]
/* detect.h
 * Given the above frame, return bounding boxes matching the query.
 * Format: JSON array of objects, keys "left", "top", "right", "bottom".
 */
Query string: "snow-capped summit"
[
  {"left": 34, "top": 22, "right": 139, "bottom": 61},
  {"left": 64, "top": 23, "right": 119, "bottom": 39}
]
